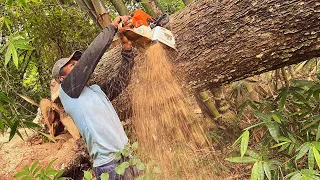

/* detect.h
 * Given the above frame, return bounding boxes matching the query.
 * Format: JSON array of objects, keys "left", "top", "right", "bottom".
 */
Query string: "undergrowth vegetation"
[{"left": 227, "top": 75, "right": 320, "bottom": 179}]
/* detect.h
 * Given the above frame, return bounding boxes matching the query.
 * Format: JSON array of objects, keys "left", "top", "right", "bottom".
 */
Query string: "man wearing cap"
[{"left": 52, "top": 16, "right": 134, "bottom": 180}]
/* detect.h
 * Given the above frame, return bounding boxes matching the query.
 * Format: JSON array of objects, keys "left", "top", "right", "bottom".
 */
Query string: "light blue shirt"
[{"left": 59, "top": 85, "right": 128, "bottom": 167}]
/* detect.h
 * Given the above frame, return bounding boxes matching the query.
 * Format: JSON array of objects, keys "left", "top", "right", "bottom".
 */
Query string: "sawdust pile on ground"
[
  {"left": 132, "top": 42, "right": 218, "bottom": 179},
  {"left": 0, "top": 130, "right": 85, "bottom": 180}
]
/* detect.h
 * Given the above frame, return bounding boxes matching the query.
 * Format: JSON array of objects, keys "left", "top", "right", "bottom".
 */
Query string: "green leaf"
[
  {"left": 23, "top": 121, "right": 42, "bottom": 129},
  {"left": 30, "top": 160, "right": 39, "bottom": 173},
  {"left": 0, "top": 119, "right": 4, "bottom": 134},
  {"left": 301, "top": 169, "right": 319, "bottom": 175},
  {"left": 54, "top": 170, "right": 64, "bottom": 179},
  {"left": 13, "top": 170, "right": 29, "bottom": 178},
  {"left": 12, "top": 39, "right": 34, "bottom": 50},
  {"left": 0, "top": 91, "right": 14, "bottom": 104},
  {"left": 316, "top": 123, "right": 320, "bottom": 141},
  {"left": 4, "top": 44, "right": 12, "bottom": 66},
  {"left": 246, "top": 150, "right": 260, "bottom": 159},
  {"left": 313, "top": 147, "right": 320, "bottom": 169},
  {"left": 272, "top": 114, "right": 281, "bottom": 124},
  {"left": 241, "top": 130, "right": 249, "bottom": 157},
  {"left": 254, "top": 111, "right": 271, "bottom": 121},
  {"left": 263, "top": 162, "right": 271, "bottom": 180},
  {"left": 266, "top": 122, "right": 279, "bottom": 142},
  {"left": 278, "top": 142, "right": 290, "bottom": 152},
  {"left": 9, "top": 120, "right": 20, "bottom": 141},
  {"left": 225, "top": 156, "right": 257, "bottom": 163},
  {"left": 290, "top": 173, "right": 302, "bottom": 180},
  {"left": 291, "top": 90, "right": 306, "bottom": 102},
  {"left": 21, "top": 176, "right": 32, "bottom": 180},
  {"left": 244, "top": 121, "right": 267, "bottom": 130},
  {"left": 296, "top": 143, "right": 311, "bottom": 160},
  {"left": 232, "top": 132, "right": 244, "bottom": 147},
  {"left": 100, "top": 173, "right": 109, "bottom": 180},
  {"left": 136, "top": 161, "right": 145, "bottom": 171},
  {"left": 83, "top": 170, "right": 93, "bottom": 180},
  {"left": 278, "top": 88, "right": 288, "bottom": 111},
  {"left": 46, "top": 159, "right": 56, "bottom": 172},
  {"left": 115, "top": 151, "right": 121, "bottom": 161},
  {"left": 286, "top": 171, "right": 299, "bottom": 179},
  {"left": 289, "top": 143, "right": 295, "bottom": 154},
  {"left": 312, "top": 141, "right": 320, "bottom": 151},
  {"left": 250, "top": 162, "right": 259, "bottom": 180},
  {"left": 308, "top": 146, "right": 315, "bottom": 169},
  {"left": 271, "top": 142, "right": 289, "bottom": 148},
  {"left": 32, "top": 166, "right": 42, "bottom": 176},
  {"left": 313, "top": 89, "right": 320, "bottom": 101},
  {"left": 258, "top": 161, "right": 264, "bottom": 180},
  {"left": 47, "top": 170, "right": 57, "bottom": 176},
  {"left": 131, "top": 141, "right": 138, "bottom": 151},
  {"left": 0, "top": 43, "right": 8, "bottom": 54},
  {"left": 115, "top": 162, "right": 129, "bottom": 176},
  {"left": 7, "top": 0, "right": 13, "bottom": 9},
  {"left": 4, "top": 17, "right": 12, "bottom": 31},
  {"left": 38, "top": 131, "right": 56, "bottom": 143},
  {"left": 17, "top": 0, "right": 28, "bottom": 9},
  {"left": 11, "top": 44, "right": 18, "bottom": 68}
]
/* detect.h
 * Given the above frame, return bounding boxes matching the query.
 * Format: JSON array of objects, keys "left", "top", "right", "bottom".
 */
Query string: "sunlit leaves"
[
  {"left": 1, "top": 34, "right": 34, "bottom": 68},
  {"left": 14, "top": 159, "right": 65, "bottom": 179}
]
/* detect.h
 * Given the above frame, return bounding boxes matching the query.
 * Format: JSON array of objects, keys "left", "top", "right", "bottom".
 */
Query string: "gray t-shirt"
[{"left": 59, "top": 85, "right": 128, "bottom": 167}]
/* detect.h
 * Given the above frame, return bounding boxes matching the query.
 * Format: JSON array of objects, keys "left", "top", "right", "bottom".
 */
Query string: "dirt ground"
[{"left": 0, "top": 129, "right": 82, "bottom": 179}]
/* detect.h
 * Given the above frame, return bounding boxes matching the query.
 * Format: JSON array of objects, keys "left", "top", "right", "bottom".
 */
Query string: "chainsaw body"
[{"left": 124, "top": 10, "right": 176, "bottom": 50}]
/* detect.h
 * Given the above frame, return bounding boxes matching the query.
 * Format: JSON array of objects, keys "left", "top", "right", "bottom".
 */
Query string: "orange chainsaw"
[{"left": 123, "top": 9, "right": 176, "bottom": 50}]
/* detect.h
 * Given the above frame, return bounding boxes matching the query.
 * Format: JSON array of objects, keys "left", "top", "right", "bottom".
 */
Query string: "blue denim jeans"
[{"left": 94, "top": 159, "right": 121, "bottom": 180}]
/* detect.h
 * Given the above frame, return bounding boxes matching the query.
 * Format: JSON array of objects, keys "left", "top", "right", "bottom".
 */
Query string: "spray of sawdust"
[{"left": 132, "top": 42, "right": 217, "bottom": 179}]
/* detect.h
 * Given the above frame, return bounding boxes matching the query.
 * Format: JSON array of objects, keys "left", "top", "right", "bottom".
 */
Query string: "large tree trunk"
[
  {"left": 92, "top": 0, "right": 319, "bottom": 91},
  {"left": 171, "top": 0, "right": 319, "bottom": 91},
  {"left": 88, "top": 0, "right": 319, "bottom": 119}
]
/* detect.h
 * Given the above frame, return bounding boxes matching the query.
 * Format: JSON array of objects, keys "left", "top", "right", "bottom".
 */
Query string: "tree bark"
[
  {"left": 109, "top": 0, "right": 129, "bottom": 15},
  {"left": 91, "top": 0, "right": 319, "bottom": 91},
  {"left": 87, "top": 0, "right": 319, "bottom": 119},
  {"left": 170, "top": 0, "right": 319, "bottom": 91}
]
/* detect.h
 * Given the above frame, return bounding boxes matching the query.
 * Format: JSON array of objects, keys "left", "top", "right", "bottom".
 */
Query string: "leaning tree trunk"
[
  {"left": 91, "top": 0, "right": 319, "bottom": 91},
  {"left": 88, "top": 0, "right": 320, "bottom": 121}
]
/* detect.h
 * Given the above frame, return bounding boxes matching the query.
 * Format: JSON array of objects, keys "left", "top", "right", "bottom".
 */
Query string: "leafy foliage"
[
  {"left": 13, "top": 159, "right": 65, "bottom": 180},
  {"left": 227, "top": 77, "right": 320, "bottom": 179}
]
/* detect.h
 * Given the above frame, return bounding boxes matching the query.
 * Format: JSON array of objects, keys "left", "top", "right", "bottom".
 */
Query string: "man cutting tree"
[{"left": 51, "top": 16, "right": 134, "bottom": 179}]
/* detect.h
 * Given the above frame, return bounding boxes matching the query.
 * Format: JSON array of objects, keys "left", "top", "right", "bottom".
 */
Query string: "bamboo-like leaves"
[
  {"left": 250, "top": 162, "right": 259, "bottom": 180},
  {"left": 263, "top": 162, "right": 271, "bottom": 180},
  {"left": 225, "top": 156, "right": 257, "bottom": 163},
  {"left": 308, "top": 146, "right": 315, "bottom": 169},
  {"left": 1, "top": 34, "right": 34, "bottom": 68},
  {"left": 296, "top": 142, "right": 310, "bottom": 160},
  {"left": 313, "top": 147, "right": 320, "bottom": 169},
  {"left": 241, "top": 130, "right": 249, "bottom": 157}
]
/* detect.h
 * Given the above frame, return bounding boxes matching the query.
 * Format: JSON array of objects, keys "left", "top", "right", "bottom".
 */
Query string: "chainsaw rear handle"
[{"left": 150, "top": 14, "right": 169, "bottom": 29}]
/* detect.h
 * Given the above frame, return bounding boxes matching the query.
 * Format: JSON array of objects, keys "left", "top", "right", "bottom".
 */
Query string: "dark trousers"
[
  {"left": 94, "top": 160, "right": 120, "bottom": 180},
  {"left": 94, "top": 158, "right": 140, "bottom": 180}
]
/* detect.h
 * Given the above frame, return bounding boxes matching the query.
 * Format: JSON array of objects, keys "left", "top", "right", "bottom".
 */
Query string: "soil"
[{"left": 0, "top": 129, "right": 88, "bottom": 179}]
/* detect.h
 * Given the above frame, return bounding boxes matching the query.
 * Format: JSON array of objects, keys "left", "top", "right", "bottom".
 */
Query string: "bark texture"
[
  {"left": 89, "top": 0, "right": 320, "bottom": 118},
  {"left": 171, "top": 0, "right": 320, "bottom": 91}
]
